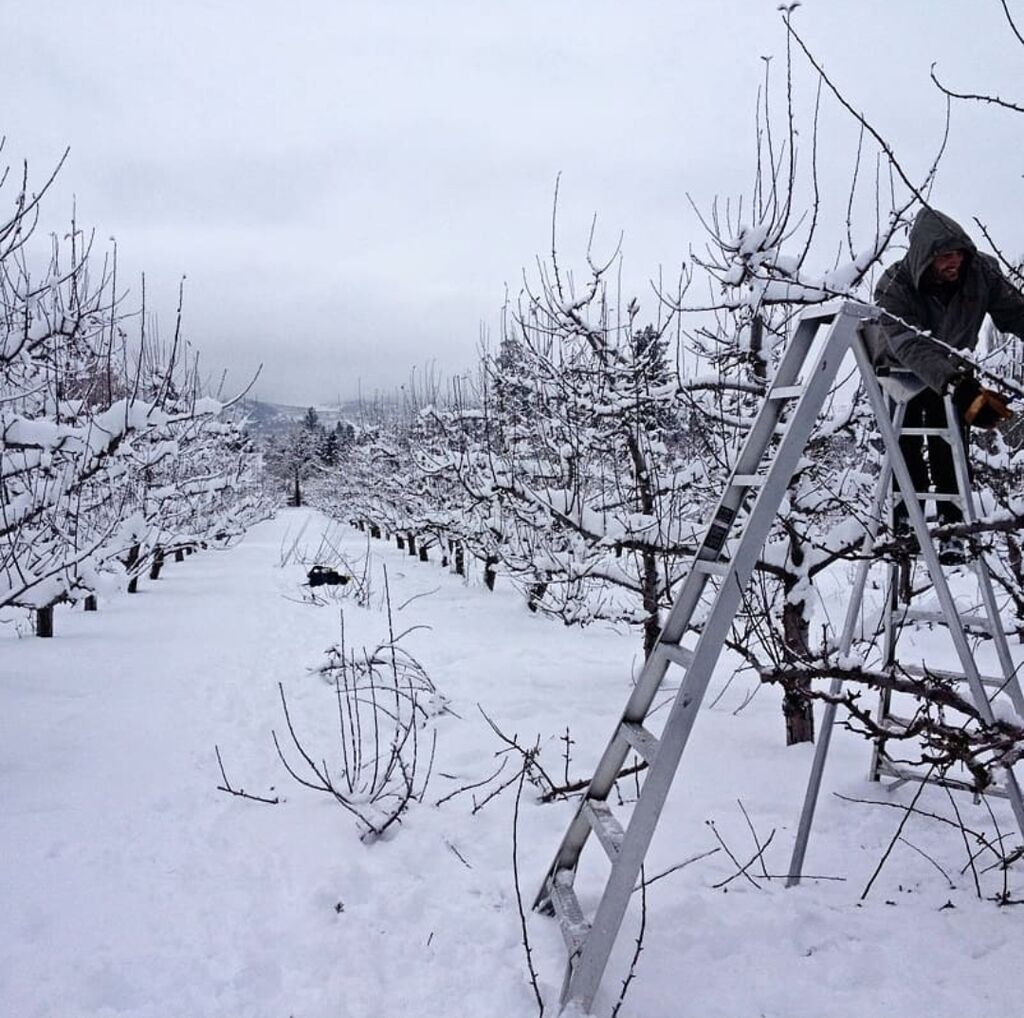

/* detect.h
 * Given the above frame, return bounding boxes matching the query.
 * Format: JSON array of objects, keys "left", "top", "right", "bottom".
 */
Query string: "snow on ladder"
[{"left": 532, "top": 299, "right": 1024, "bottom": 1014}]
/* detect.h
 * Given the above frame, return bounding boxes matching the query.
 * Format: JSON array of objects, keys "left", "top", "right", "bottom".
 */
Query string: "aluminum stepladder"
[
  {"left": 534, "top": 298, "right": 1024, "bottom": 1013},
  {"left": 788, "top": 368, "right": 1024, "bottom": 885},
  {"left": 533, "top": 298, "right": 874, "bottom": 1011}
]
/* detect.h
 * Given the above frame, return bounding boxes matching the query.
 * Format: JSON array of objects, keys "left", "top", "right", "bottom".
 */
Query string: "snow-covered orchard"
[
  {"left": 6, "top": 9, "right": 1024, "bottom": 1018},
  {"left": 0, "top": 151, "right": 270, "bottom": 635},
  {"left": 5, "top": 509, "right": 1024, "bottom": 1018}
]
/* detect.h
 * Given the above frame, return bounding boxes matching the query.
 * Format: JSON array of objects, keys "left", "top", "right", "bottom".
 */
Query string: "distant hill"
[{"left": 232, "top": 398, "right": 359, "bottom": 436}]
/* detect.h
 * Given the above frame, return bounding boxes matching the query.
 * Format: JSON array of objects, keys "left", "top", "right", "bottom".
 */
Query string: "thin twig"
[
  {"left": 539, "top": 760, "right": 649, "bottom": 803},
  {"left": 737, "top": 799, "right": 770, "bottom": 879},
  {"left": 897, "top": 836, "right": 954, "bottom": 888},
  {"left": 712, "top": 829, "right": 777, "bottom": 890},
  {"left": 444, "top": 838, "right": 473, "bottom": 869},
  {"left": 706, "top": 819, "right": 761, "bottom": 889},
  {"left": 611, "top": 865, "right": 647, "bottom": 1018},
  {"left": 214, "top": 745, "right": 280, "bottom": 805},
  {"left": 943, "top": 785, "right": 984, "bottom": 898},
  {"left": 396, "top": 585, "right": 441, "bottom": 611},
  {"left": 434, "top": 758, "right": 510, "bottom": 807},
  {"left": 860, "top": 768, "right": 933, "bottom": 900},
  {"left": 634, "top": 847, "right": 721, "bottom": 892},
  {"left": 512, "top": 763, "right": 545, "bottom": 1016}
]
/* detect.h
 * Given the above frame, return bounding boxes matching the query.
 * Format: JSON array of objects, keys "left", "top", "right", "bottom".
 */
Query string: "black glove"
[{"left": 951, "top": 375, "right": 1014, "bottom": 428}]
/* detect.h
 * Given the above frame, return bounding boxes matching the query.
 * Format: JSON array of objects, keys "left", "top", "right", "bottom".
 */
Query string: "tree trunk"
[
  {"left": 782, "top": 536, "right": 815, "bottom": 741},
  {"left": 370, "top": 524, "right": 381, "bottom": 539},
  {"left": 641, "top": 549, "right": 661, "bottom": 660},
  {"left": 149, "top": 548, "right": 164, "bottom": 581},
  {"left": 484, "top": 555, "right": 498, "bottom": 591},
  {"left": 749, "top": 313, "right": 768, "bottom": 383},
  {"left": 782, "top": 598, "right": 815, "bottom": 741},
  {"left": 84, "top": 595, "right": 98, "bottom": 612},
  {"left": 174, "top": 548, "right": 185, "bottom": 563},
  {"left": 454, "top": 543, "right": 465, "bottom": 576},
  {"left": 418, "top": 545, "right": 429, "bottom": 562},
  {"left": 620, "top": 428, "right": 662, "bottom": 661},
  {"left": 527, "top": 578, "right": 548, "bottom": 613},
  {"left": 36, "top": 606, "right": 54, "bottom": 638},
  {"left": 125, "top": 544, "right": 141, "bottom": 594},
  {"left": 407, "top": 534, "right": 417, "bottom": 557},
  {"left": 396, "top": 535, "right": 405, "bottom": 550}
]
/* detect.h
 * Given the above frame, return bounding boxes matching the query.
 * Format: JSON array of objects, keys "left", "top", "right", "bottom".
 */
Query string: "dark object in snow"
[
  {"left": 307, "top": 565, "right": 350, "bottom": 587},
  {"left": 36, "top": 606, "right": 54, "bottom": 638}
]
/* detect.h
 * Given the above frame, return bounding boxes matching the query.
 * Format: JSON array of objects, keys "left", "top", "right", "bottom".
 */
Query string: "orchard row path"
[{"left": 2, "top": 509, "right": 1021, "bottom": 1017}]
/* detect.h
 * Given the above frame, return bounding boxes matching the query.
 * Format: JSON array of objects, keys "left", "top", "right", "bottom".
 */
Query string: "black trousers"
[{"left": 895, "top": 388, "right": 968, "bottom": 529}]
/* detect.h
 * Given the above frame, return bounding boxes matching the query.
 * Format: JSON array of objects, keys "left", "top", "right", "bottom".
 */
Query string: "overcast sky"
[{"left": 4, "top": 1, "right": 1022, "bottom": 404}]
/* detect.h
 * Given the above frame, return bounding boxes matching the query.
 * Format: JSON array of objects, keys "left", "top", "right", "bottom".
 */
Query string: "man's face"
[{"left": 931, "top": 248, "right": 965, "bottom": 283}]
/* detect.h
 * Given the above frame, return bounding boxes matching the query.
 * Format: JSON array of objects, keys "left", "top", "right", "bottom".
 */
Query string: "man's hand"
[{"left": 952, "top": 376, "right": 1014, "bottom": 428}]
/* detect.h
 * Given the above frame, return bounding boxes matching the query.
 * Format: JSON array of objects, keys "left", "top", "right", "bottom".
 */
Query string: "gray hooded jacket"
[{"left": 873, "top": 208, "right": 1024, "bottom": 392}]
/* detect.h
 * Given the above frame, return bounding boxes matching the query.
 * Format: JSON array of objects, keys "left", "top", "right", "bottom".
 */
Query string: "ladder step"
[
  {"left": 549, "top": 872, "right": 591, "bottom": 954},
  {"left": 619, "top": 721, "right": 660, "bottom": 763},
  {"left": 899, "top": 427, "right": 951, "bottom": 438},
  {"left": 880, "top": 711, "right": 915, "bottom": 730},
  {"left": 896, "top": 608, "right": 993, "bottom": 633},
  {"left": 583, "top": 800, "right": 626, "bottom": 861},
  {"left": 732, "top": 473, "right": 766, "bottom": 488},
  {"left": 693, "top": 558, "right": 729, "bottom": 577},
  {"left": 877, "top": 759, "right": 1009, "bottom": 800},
  {"left": 657, "top": 641, "right": 694, "bottom": 668},
  {"left": 768, "top": 385, "right": 803, "bottom": 399},
  {"left": 900, "top": 662, "right": 1013, "bottom": 691},
  {"left": 894, "top": 491, "right": 961, "bottom": 503}
]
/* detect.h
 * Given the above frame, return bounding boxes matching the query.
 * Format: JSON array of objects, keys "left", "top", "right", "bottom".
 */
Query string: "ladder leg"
[
  {"left": 788, "top": 406, "right": 902, "bottom": 885},
  {"left": 943, "top": 394, "right": 1024, "bottom": 716},
  {"left": 870, "top": 416, "right": 903, "bottom": 784},
  {"left": 867, "top": 560, "right": 897, "bottom": 783},
  {"left": 786, "top": 689, "right": 841, "bottom": 887}
]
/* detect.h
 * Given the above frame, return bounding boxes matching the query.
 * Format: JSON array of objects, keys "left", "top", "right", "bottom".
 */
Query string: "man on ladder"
[{"left": 872, "top": 207, "right": 1021, "bottom": 561}]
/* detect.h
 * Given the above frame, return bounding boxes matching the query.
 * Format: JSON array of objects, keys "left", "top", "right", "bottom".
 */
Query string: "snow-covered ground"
[{"left": 3, "top": 509, "right": 1022, "bottom": 1017}]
